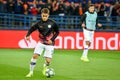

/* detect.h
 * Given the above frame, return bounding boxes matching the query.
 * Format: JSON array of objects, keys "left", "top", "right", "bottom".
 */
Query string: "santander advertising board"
[
  {"left": 55, "top": 32, "right": 120, "bottom": 50},
  {"left": 0, "top": 30, "right": 120, "bottom": 50}
]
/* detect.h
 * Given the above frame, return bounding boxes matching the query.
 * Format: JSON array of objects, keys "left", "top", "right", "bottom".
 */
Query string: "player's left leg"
[
  {"left": 81, "top": 29, "right": 94, "bottom": 62},
  {"left": 43, "top": 57, "right": 51, "bottom": 75},
  {"left": 81, "top": 29, "right": 90, "bottom": 62},
  {"left": 42, "top": 45, "right": 54, "bottom": 75},
  {"left": 81, "top": 41, "right": 90, "bottom": 62}
]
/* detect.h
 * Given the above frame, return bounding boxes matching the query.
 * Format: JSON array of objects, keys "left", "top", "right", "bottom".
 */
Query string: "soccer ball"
[{"left": 45, "top": 68, "right": 55, "bottom": 78}]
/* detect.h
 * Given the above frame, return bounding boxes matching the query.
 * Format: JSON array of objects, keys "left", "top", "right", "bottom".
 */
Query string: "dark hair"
[
  {"left": 88, "top": 4, "right": 95, "bottom": 8},
  {"left": 41, "top": 8, "right": 50, "bottom": 14}
]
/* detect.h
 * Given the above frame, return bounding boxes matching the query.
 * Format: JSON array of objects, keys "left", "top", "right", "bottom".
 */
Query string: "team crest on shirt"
[{"left": 48, "top": 25, "right": 51, "bottom": 28}]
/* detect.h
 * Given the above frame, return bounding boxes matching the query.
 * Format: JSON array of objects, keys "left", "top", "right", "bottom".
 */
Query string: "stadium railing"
[{"left": 0, "top": 13, "right": 120, "bottom": 31}]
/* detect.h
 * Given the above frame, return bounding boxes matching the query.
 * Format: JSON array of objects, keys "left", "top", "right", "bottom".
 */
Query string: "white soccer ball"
[{"left": 45, "top": 68, "right": 55, "bottom": 78}]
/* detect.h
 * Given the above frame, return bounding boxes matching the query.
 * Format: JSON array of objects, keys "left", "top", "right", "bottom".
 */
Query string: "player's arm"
[
  {"left": 80, "top": 14, "right": 86, "bottom": 28},
  {"left": 96, "top": 16, "right": 102, "bottom": 27},
  {"left": 26, "top": 23, "right": 38, "bottom": 40},
  {"left": 50, "top": 23, "right": 59, "bottom": 42}
]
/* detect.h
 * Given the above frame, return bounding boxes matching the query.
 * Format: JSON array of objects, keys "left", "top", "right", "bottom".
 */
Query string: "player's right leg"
[
  {"left": 26, "top": 42, "right": 44, "bottom": 77},
  {"left": 26, "top": 54, "right": 39, "bottom": 77},
  {"left": 81, "top": 41, "right": 90, "bottom": 62}
]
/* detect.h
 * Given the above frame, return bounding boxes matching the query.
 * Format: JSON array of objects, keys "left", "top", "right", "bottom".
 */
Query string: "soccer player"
[
  {"left": 80, "top": 4, "right": 102, "bottom": 62},
  {"left": 25, "top": 8, "right": 59, "bottom": 77}
]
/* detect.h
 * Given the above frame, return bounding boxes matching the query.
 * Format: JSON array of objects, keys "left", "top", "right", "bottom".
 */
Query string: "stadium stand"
[
  {"left": 0, "top": 13, "right": 120, "bottom": 30},
  {"left": 0, "top": 0, "right": 120, "bottom": 30}
]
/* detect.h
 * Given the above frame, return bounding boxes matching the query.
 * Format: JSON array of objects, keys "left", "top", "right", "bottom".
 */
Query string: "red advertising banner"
[{"left": 0, "top": 30, "right": 120, "bottom": 50}]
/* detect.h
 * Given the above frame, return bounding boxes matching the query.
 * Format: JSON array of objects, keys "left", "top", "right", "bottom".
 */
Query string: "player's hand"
[
  {"left": 81, "top": 23, "right": 86, "bottom": 28},
  {"left": 48, "top": 40, "right": 52, "bottom": 44},
  {"left": 97, "top": 23, "right": 102, "bottom": 27}
]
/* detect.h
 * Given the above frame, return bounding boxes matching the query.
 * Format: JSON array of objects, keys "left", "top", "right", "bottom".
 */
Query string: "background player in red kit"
[{"left": 25, "top": 8, "right": 59, "bottom": 77}]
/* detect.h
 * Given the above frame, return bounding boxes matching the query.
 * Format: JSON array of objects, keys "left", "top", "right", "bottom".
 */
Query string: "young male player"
[
  {"left": 80, "top": 4, "right": 102, "bottom": 62},
  {"left": 26, "top": 8, "right": 59, "bottom": 77}
]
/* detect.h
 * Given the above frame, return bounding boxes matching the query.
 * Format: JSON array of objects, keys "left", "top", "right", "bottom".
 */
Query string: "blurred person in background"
[
  {"left": 57, "top": 0, "right": 66, "bottom": 16},
  {"left": 79, "top": 4, "right": 102, "bottom": 62},
  {"left": 98, "top": 1, "right": 107, "bottom": 29},
  {"left": 111, "top": 1, "right": 119, "bottom": 28},
  {"left": 30, "top": 5, "right": 38, "bottom": 16},
  {"left": 0, "top": 0, "right": 7, "bottom": 26},
  {"left": 66, "top": 2, "right": 75, "bottom": 15},
  {"left": 74, "top": 3, "right": 80, "bottom": 16},
  {"left": 37, "top": 0, "right": 45, "bottom": 14},
  {"left": 7, "top": 0, "right": 14, "bottom": 13},
  {"left": 0, "top": 0, "right": 8, "bottom": 13},
  {"left": 82, "top": 0, "right": 88, "bottom": 13},
  {"left": 98, "top": 1, "right": 106, "bottom": 16},
  {"left": 45, "top": 0, "right": 53, "bottom": 15},
  {"left": 23, "top": 1, "right": 29, "bottom": 15},
  {"left": 52, "top": 0, "right": 59, "bottom": 15},
  {"left": 14, "top": 0, "right": 23, "bottom": 14},
  {"left": 79, "top": 3, "right": 83, "bottom": 16}
]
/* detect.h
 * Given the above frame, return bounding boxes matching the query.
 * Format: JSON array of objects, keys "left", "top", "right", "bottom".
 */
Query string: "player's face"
[
  {"left": 89, "top": 6, "right": 95, "bottom": 13},
  {"left": 41, "top": 13, "right": 49, "bottom": 21}
]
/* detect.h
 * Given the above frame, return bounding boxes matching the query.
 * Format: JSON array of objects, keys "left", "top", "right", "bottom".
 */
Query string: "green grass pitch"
[{"left": 0, "top": 49, "right": 120, "bottom": 80}]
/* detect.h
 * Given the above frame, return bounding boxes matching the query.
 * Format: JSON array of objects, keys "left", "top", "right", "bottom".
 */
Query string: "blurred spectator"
[
  {"left": 109, "top": 2, "right": 114, "bottom": 17},
  {"left": 14, "top": 0, "right": 23, "bottom": 14},
  {"left": 111, "top": 2, "right": 119, "bottom": 28},
  {"left": 105, "top": 3, "right": 111, "bottom": 17},
  {"left": 7, "top": 0, "right": 14, "bottom": 13},
  {"left": 0, "top": 0, "right": 8, "bottom": 13},
  {"left": 98, "top": 1, "right": 106, "bottom": 16},
  {"left": 74, "top": 3, "right": 79, "bottom": 15},
  {"left": 0, "top": 0, "right": 7, "bottom": 26},
  {"left": 88, "top": 0, "right": 92, "bottom": 5},
  {"left": 98, "top": 1, "right": 108, "bottom": 29},
  {"left": 27, "top": 0, "right": 38, "bottom": 15},
  {"left": 66, "top": 2, "right": 75, "bottom": 15},
  {"left": 57, "top": 0, "right": 66, "bottom": 16},
  {"left": 82, "top": 0, "right": 88, "bottom": 13},
  {"left": 52, "top": 0, "right": 59, "bottom": 15},
  {"left": 94, "top": 2, "right": 100, "bottom": 12},
  {"left": 111, "top": 2, "right": 119, "bottom": 18},
  {"left": 116, "top": 2, "right": 120, "bottom": 16},
  {"left": 78, "top": 3, "right": 83, "bottom": 16},
  {"left": 45, "top": 0, "right": 53, "bottom": 15},
  {"left": 64, "top": 1, "right": 70, "bottom": 15},
  {"left": 23, "top": 1, "right": 29, "bottom": 15},
  {"left": 28, "top": 1, "right": 38, "bottom": 25},
  {"left": 37, "top": 0, "right": 45, "bottom": 14},
  {"left": 28, "top": 0, "right": 33, "bottom": 14},
  {"left": 0, "top": 0, "right": 119, "bottom": 16},
  {"left": 117, "top": 7, "right": 120, "bottom": 16},
  {"left": 31, "top": 5, "right": 38, "bottom": 15}
]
